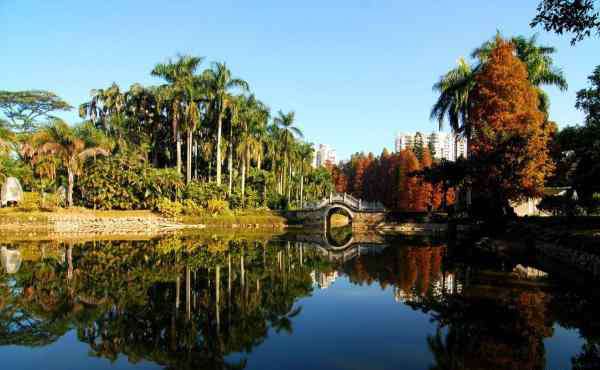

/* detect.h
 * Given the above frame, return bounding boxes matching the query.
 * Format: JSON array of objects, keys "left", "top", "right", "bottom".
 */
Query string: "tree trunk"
[
  {"left": 216, "top": 111, "right": 223, "bottom": 185},
  {"left": 228, "top": 144, "right": 233, "bottom": 196},
  {"left": 186, "top": 129, "right": 192, "bottom": 184},
  {"left": 67, "top": 168, "right": 74, "bottom": 207},
  {"left": 67, "top": 245, "right": 73, "bottom": 281},
  {"left": 176, "top": 132, "right": 182, "bottom": 175},
  {"left": 257, "top": 152, "right": 262, "bottom": 170},
  {"left": 300, "top": 174, "right": 304, "bottom": 208},
  {"left": 241, "top": 147, "right": 248, "bottom": 205}
]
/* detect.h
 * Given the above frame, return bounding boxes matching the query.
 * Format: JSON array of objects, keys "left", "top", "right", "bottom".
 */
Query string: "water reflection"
[{"left": 0, "top": 233, "right": 598, "bottom": 370}]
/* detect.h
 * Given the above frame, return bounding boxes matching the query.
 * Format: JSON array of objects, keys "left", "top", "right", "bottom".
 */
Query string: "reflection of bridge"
[
  {"left": 283, "top": 231, "right": 388, "bottom": 262},
  {"left": 290, "top": 193, "right": 387, "bottom": 230}
]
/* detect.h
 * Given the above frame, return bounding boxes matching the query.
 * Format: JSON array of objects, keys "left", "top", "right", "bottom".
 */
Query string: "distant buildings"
[
  {"left": 310, "top": 270, "right": 339, "bottom": 289},
  {"left": 394, "top": 131, "right": 466, "bottom": 161},
  {"left": 315, "top": 144, "right": 337, "bottom": 167}
]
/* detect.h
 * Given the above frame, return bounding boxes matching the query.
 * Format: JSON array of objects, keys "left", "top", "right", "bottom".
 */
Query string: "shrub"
[
  {"left": 184, "top": 181, "right": 227, "bottom": 207},
  {"left": 207, "top": 199, "right": 229, "bottom": 215},
  {"left": 267, "top": 193, "right": 288, "bottom": 210},
  {"left": 39, "top": 193, "right": 60, "bottom": 212},
  {"left": 77, "top": 156, "right": 184, "bottom": 210},
  {"left": 182, "top": 199, "right": 202, "bottom": 216},
  {"left": 18, "top": 192, "right": 40, "bottom": 211},
  {"left": 156, "top": 197, "right": 183, "bottom": 218}
]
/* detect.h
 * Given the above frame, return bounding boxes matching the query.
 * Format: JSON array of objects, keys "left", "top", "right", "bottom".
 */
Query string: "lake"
[{"left": 0, "top": 230, "right": 598, "bottom": 370}]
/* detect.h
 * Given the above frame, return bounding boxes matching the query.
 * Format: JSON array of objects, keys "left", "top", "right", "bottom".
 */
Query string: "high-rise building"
[
  {"left": 394, "top": 131, "right": 466, "bottom": 161},
  {"left": 315, "top": 144, "right": 336, "bottom": 167}
]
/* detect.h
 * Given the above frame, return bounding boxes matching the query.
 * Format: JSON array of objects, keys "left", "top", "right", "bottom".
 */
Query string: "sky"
[{"left": 1, "top": 0, "right": 598, "bottom": 160}]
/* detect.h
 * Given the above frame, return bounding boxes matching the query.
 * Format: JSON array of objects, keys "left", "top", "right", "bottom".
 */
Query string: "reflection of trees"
[
  {"left": 550, "top": 290, "right": 600, "bottom": 370},
  {"left": 0, "top": 236, "right": 330, "bottom": 370},
  {"left": 343, "top": 244, "right": 446, "bottom": 298}
]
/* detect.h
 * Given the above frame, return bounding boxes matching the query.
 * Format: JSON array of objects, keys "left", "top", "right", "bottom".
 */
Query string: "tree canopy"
[
  {"left": 531, "top": 0, "right": 600, "bottom": 44},
  {"left": 0, "top": 90, "right": 72, "bottom": 132}
]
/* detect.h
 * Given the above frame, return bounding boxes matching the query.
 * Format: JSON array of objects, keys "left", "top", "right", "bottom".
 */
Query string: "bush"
[
  {"left": 156, "top": 198, "right": 183, "bottom": 218},
  {"left": 39, "top": 193, "right": 60, "bottom": 212},
  {"left": 267, "top": 193, "right": 288, "bottom": 210},
  {"left": 207, "top": 199, "right": 229, "bottom": 215},
  {"left": 184, "top": 181, "right": 227, "bottom": 208},
  {"left": 182, "top": 199, "right": 202, "bottom": 216},
  {"left": 77, "top": 156, "right": 184, "bottom": 210},
  {"left": 18, "top": 192, "right": 40, "bottom": 211}
]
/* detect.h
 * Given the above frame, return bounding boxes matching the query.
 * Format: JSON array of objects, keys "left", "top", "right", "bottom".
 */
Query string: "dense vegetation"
[{"left": 0, "top": 56, "right": 334, "bottom": 214}]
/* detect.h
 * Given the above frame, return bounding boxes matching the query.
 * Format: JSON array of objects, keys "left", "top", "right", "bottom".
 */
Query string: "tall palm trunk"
[
  {"left": 216, "top": 110, "right": 223, "bottom": 185},
  {"left": 241, "top": 147, "right": 248, "bottom": 204},
  {"left": 228, "top": 127, "right": 233, "bottom": 196},
  {"left": 257, "top": 152, "right": 262, "bottom": 170},
  {"left": 176, "top": 132, "right": 182, "bottom": 175},
  {"left": 67, "top": 168, "right": 74, "bottom": 207},
  {"left": 300, "top": 173, "right": 304, "bottom": 208},
  {"left": 186, "top": 129, "right": 193, "bottom": 184}
]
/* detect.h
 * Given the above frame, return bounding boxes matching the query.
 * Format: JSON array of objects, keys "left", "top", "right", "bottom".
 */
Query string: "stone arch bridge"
[{"left": 288, "top": 193, "right": 387, "bottom": 231}]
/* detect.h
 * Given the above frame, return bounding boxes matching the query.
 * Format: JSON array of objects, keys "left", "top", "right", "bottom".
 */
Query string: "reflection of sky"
[
  {"left": 544, "top": 324, "right": 585, "bottom": 370},
  {"left": 228, "top": 275, "right": 437, "bottom": 370},
  {"left": 0, "top": 331, "right": 161, "bottom": 370}
]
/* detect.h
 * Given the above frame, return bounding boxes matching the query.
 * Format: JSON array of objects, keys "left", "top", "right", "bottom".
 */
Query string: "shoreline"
[{"left": 0, "top": 208, "right": 287, "bottom": 236}]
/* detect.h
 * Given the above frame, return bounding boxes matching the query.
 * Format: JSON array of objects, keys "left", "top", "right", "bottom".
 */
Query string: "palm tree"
[
  {"left": 202, "top": 62, "right": 249, "bottom": 186},
  {"left": 274, "top": 111, "right": 303, "bottom": 200},
  {"left": 297, "top": 143, "right": 314, "bottom": 208},
  {"left": 32, "top": 119, "right": 110, "bottom": 207},
  {"left": 430, "top": 57, "right": 475, "bottom": 158},
  {"left": 151, "top": 55, "right": 204, "bottom": 178},
  {"left": 236, "top": 95, "right": 268, "bottom": 204}
]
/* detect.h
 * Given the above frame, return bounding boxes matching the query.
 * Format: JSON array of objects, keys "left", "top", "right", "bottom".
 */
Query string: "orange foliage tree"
[{"left": 469, "top": 37, "right": 554, "bottom": 203}]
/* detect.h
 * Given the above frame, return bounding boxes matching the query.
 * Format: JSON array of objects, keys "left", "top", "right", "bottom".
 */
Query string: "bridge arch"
[{"left": 324, "top": 203, "right": 354, "bottom": 228}]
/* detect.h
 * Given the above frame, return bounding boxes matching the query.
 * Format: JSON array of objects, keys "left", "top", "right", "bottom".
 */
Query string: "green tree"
[
  {"left": 531, "top": 0, "right": 600, "bottom": 44},
  {"left": 30, "top": 119, "right": 110, "bottom": 206},
  {"left": 151, "top": 55, "right": 204, "bottom": 178},
  {"left": 274, "top": 110, "right": 303, "bottom": 201},
  {"left": 0, "top": 90, "right": 72, "bottom": 132},
  {"left": 203, "top": 62, "right": 249, "bottom": 186}
]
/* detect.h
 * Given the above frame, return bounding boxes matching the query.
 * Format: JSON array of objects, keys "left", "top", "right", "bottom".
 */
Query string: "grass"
[{"left": 180, "top": 208, "right": 286, "bottom": 227}]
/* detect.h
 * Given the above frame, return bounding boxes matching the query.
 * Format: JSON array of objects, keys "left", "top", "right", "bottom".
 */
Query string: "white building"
[
  {"left": 394, "top": 131, "right": 467, "bottom": 161},
  {"left": 315, "top": 144, "right": 336, "bottom": 167}
]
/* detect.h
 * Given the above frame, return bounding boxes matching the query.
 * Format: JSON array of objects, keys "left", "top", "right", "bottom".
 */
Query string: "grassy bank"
[{"left": 179, "top": 209, "right": 286, "bottom": 228}]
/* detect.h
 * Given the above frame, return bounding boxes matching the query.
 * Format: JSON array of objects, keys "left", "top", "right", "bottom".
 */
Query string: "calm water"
[{"left": 1, "top": 231, "right": 599, "bottom": 370}]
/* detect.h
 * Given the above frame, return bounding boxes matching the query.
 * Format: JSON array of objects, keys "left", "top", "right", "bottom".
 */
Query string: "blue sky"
[{"left": 1, "top": 1, "right": 597, "bottom": 160}]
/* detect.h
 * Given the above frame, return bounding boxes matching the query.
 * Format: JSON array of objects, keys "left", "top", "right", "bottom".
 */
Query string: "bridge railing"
[{"left": 300, "top": 193, "right": 386, "bottom": 211}]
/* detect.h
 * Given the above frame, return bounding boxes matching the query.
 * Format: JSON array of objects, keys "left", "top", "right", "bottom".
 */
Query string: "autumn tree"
[
  {"left": 468, "top": 37, "right": 554, "bottom": 209},
  {"left": 397, "top": 149, "right": 420, "bottom": 210},
  {"left": 418, "top": 149, "right": 434, "bottom": 211}
]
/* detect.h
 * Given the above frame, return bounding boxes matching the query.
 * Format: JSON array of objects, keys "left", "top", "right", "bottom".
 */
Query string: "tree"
[
  {"left": 472, "top": 33, "right": 568, "bottom": 112},
  {"left": 0, "top": 119, "right": 14, "bottom": 155},
  {"left": 469, "top": 38, "right": 554, "bottom": 206},
  {"left": 413, "top": 132, "right": 425, "bottom": 160},
  {"left": 432, "top": 33, "right": 567, "bottom": 149},
  {"left": 418, "top": 149, "right": 434, "bottom": 211},
  {"left": 30, "top": 119, "right": 110, "bottom": 207},
  {"left": 273, "top": 110, "right": 303, "bottom": 200},
  {"left": 203, "top": 62, "right": 249, "bottom": 186},
  {"left": 151, "top": 55, "right": 204, "bottom": 180},
  {"left": 576, "top": 65, "right": 600, "bottom": 124},
  {"left": 0, "top": 90, "right": 72, "bottom": 132},
  {"left": 531, "top": 0, "right": 600, "bottom": 44},
  {"left": 430, "top": 58, "right": 475, "bottom": 140}
]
